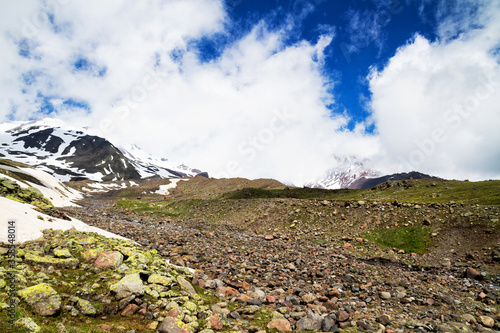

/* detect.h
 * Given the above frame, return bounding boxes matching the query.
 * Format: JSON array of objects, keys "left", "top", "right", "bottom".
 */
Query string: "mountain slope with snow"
[
  {"left": 306, "top": 156, "right": 381, "bottom": 189},
  {"left": 0, "top": 159, "right": 127, "bottom": 243},
  {"left": 0, "top": 118, "right": 199, "bottom": 182}
]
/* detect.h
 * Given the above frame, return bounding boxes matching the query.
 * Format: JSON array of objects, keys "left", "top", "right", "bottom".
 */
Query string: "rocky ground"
[{"left": 45, "top": 192, "right": 500, "bottom": 333}]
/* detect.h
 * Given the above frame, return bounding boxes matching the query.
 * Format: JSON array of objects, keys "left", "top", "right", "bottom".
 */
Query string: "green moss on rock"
[
  {"left": 24, "top": 253, "right": 80, "bottom": 269},
  {"left": 15, "top": 317, "right": 41, "bottom": 332},
  {"left": 17, "top": 283, "right": 61, "bottom": 316}
]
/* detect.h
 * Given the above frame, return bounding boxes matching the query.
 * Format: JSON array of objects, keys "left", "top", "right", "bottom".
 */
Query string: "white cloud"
[
  {"left": 368, "top": 0, "right": 500, "bottom": 180},
  {"left": 0, "top": 0, "right": 379, "bottom": 186},
  {"left": 4, "top": 0, "right": 497, "bottom": 186}
]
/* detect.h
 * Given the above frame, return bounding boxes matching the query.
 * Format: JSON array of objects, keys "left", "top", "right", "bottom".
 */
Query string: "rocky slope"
[
  {"left": 1, "top": 173, "right": 499, "bottom": 332},
  {"left": 52, "top": 181, "right": 500, "bottom": 333}
]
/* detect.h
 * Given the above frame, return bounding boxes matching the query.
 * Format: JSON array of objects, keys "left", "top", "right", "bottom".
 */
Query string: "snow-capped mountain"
[
  {"left": 119, "top": 144, "right": 201, "bottom": 179},
  {"left": 306, "top": 156, "right": 437, "bottom": 189},
  {"left": 0, "top": 118, "right": 199, "bottom": 182},
  {"left": 305, "top": 156, "right": 381, "bottom": 189}
]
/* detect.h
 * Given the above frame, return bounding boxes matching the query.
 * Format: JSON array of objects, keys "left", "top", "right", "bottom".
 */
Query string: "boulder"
[
  {"left": 479, "top": 316, "right": 495, "bottom": 328},
  {"left": 148, "top": 274, "right": 174, "bottom": 286},
  {"left": 76, "top": 298, "right": 97, "bottom": 316},
  {"left": 267, "top": 318, "right": 292, "bottom": 333},
  {"left": 81, "top": 248, "right": 101, "bottom": 262},
  {"left": 94, "top": 251, "right": 123, "bottom": 269},
  {"left": 110, "top": 273, "right": 144, "bottom": 299},
  {"left": 15, "top": 317, "right": 41, "bottom": 332},
  {"left": 157, "top": 316, "right": 193, "bottom": 333},
  {"left": 296, "top": 310, "right": 322, "bottom": 331},
  {"left": 177, "top": 276, "right": 197, "bottom": 297},
  {"left": 17, "top": 283, "right": 61, "bottom": 316},
  {"left": 53, "top": 249, "right": 72, "bottom": 258},
  {"left": 24, "top": 253, "right": 79, "bottom": 269}
]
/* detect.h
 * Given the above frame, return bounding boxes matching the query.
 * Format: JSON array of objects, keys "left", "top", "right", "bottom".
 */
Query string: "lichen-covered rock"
[
  {"left": 157, "top": 316, "right": 193, "bottom": 333},
  {"left": 77, "top": 298, "right": 97, "bottom": 316},
  {"left": 17, "top": 283, "right": 61, "bottom": 316},
  {"left": 177, "top": 276, "right": 196, "bottom": 297},
  {"left": 115, "top": 245, "right": 137, "bottom": 257},
  {"left": 94, "top": 251, "right": 123, "bottom": 269},
  {"left": 24, "top": 253, "right": 79, "bottom": 269},
  {"left": 183, "top": 301, "right": 197, "bottom": 313},
  {"left": 81, "top": 248, "right": 101, "bottom": 262},
  {"left": 110, "top": 273, "right": 144, "bottom": 299},
  {"left": 116, "top": 263, "right": 130, "bottom": 274},
  {"left": 125, "top": 252, "right": 150, "bottom": 267},
  {"left": 53, "top": 248, "right": 72, "bottom": 258},
  {"left": 148, "top": 274, "right": 174, "bottom": 286},
  {"left": 15, "top": 317, "right": 41, "bottom": 332}
]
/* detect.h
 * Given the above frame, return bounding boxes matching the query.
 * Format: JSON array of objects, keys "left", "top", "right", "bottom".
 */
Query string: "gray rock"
[
  {"left": 157, "top": 316, "right": 192, "bottom": 333},
  {"left": 296, "top": 310, "right": 323, "bottom": 331},
  {"left": 177, "top": 276, "right": 196, "bottom": 297},
  {"left": 110, "top": 273, "right": 144, "bottom": 299},
  {"left": 380, "top": 291, "right": 391, "bottom": 300},
  {"left": 15, "top": 317, "right": 41, "bottom": 332},
  {"left": 17, "top": 283, "right": 61, "bottom": 316},
  {"left": 77, "top": 298, "right": 97, "bottom": 316}
]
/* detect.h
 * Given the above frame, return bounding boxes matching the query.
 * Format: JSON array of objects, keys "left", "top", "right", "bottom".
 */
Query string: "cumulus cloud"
[
  {"left": 0, "top": 0, "right": 379, "bottom": 185},
  {"left": 368, "top": 0, "right": 500, "bottom": 180}
]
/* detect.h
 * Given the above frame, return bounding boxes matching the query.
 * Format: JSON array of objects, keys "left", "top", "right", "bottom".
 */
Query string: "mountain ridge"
[{"left": 0, "top": 118, "right": 200, "bottom": 182}]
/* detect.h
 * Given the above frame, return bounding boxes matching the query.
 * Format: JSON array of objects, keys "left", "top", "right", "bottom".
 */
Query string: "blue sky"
[{"left": 0, "top": 0, "right": 499, "bottom": 184}]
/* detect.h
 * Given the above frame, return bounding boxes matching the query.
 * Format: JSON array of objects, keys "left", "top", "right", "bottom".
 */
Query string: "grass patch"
[
  {"left": 362, "top": 226, "right": 432, "bottom": 253},
  {"left": 0, "top": 158, "right": 33, "bottom": 169},
  {"left": 114, "top": 199, "right": 203, "bottom": 217}
]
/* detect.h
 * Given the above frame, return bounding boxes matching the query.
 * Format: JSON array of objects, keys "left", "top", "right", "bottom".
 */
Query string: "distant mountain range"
[
  {"left": 305, "top": 156, "right": 435, "bottom": 190},
  {"left": 0, "top": 118, "right": 200, "bottom": 182}
]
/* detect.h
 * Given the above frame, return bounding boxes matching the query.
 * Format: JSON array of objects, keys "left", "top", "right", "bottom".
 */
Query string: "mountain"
[
  {"left": 305, "top": 156, "right": 437, "bottom": 190},
  {"left": 348, "top": 171, "right": 438, "bottom": 189},
  {"left": 305, "top": 156, "right": 380, "bottom": 189},
  {"left": 119, "top": 144, "right": 201, "bottom": 179},
  {"left": 0, "top": 118, "right": 199, "bottom": 182}
]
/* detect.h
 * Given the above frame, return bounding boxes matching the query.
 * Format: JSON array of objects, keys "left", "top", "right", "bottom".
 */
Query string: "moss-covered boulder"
[
  {"left": 24, "top": 252, "right": 80, "bottom": 269},
  {"left": 53, "top": 248, "right": 73, "bottom": 258},
  {"left": 110, "top": 273, "right": 144, "bottom": 299},
  {"left": 17, "top": 283, "right": 61, "bottom": 316},
  {"left": 0, "top": 178, "right": 53, "bottom": 208},
  {"left": 148, "top": 273, "right": 174, "bottom": 286},
  {"left": 81, "top": 248, "right": 101, "bottom": 262},
  {"left": 15, "top": 317, "right": 41, "bottom": 332},
  {"left": 76, "top": 298, "right": 97, "bottom": 317}
]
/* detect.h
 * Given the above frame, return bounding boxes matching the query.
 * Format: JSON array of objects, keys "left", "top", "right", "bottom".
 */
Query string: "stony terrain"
[{"left": 1, "top": 177, "right": 500, "bottom": 332}]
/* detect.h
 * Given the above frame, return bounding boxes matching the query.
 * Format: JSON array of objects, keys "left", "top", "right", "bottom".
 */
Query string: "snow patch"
[
  {"left": 0, "top": 165, "right": 82, "bottom": 207},
  {"left": 155, "top": 179, "right": 188, "bottom": 195},
  {"left": 0, "top": 197, "right": 127, "bottom": 244}
]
